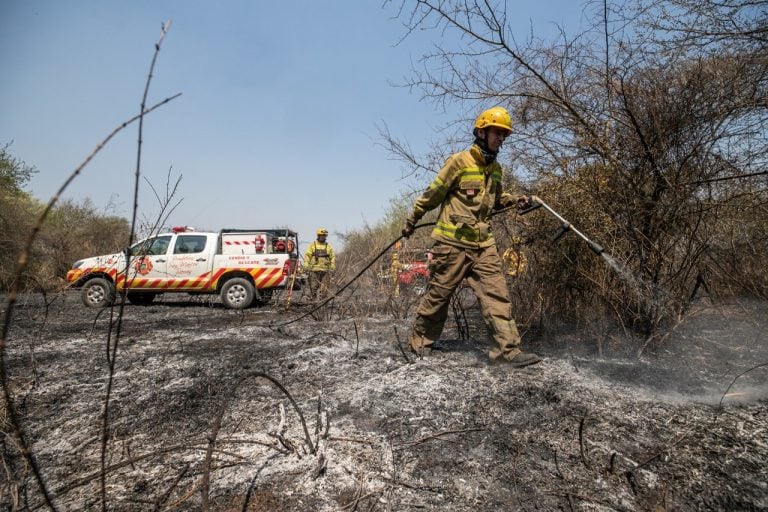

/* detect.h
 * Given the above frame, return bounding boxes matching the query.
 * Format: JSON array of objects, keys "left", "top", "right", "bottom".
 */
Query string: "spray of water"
[
  {"left": 592, "top": 254, "right": 768, "bottom": 403},
  {"left": 599, "top": 252, "right": 676, "bottom": 322},
  {"left": 523, "top": 196, "right": 768, "bottom": 404},
  {"left": 599, "top": 252, "right": 624, "bottom": 275}
]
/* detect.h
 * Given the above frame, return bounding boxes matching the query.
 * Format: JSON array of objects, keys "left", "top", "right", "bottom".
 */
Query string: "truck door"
[
  {"left": 126, "top": 235, "right": 171, "bottom": 289},
  {"left": 167, "top": 234, "right": 211, "bottom": 288}
]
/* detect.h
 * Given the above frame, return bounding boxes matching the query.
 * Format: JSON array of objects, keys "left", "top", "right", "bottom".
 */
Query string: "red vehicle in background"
[
  {"left": 397, "top": 259, "right": 430, "bottom": 287},
  {"left": 382, "top": 246, "right": 432, "bottom": 295}
]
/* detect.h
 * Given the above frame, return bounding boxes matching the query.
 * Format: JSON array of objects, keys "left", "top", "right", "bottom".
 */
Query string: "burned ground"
[{"left": 2, "top": 292, "right": 767, "bottom": 511}]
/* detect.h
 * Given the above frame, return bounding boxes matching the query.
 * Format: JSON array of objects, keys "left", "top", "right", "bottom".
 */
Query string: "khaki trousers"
[
  {"left": 411, "top": 243, "right": 522, "bottom": 359},
  {"left": 307, "top": 270, "right": 329, "bottom": 301}
]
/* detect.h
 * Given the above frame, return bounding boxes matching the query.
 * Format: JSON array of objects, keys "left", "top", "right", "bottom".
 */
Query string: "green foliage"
[
  {"left": 0, "top": 142, "right": 36, "bottom": 194},
  {"left": 0, "top": 146, "right": 130, "bottom": 291}
]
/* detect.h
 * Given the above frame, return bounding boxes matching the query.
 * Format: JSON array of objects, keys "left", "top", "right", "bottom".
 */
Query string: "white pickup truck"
[{"left": 66, "top": 227, "right": 300, "bottom": 309}]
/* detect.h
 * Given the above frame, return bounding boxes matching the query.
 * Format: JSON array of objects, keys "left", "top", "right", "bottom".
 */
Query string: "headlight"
[{"left": 72, "top": 260, "right": 84, "bottom": 269}]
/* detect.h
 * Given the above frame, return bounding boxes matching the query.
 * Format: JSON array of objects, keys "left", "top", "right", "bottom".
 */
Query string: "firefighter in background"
[
  {"left": 302, "top": 228, "right": 336, "bottom": 302},
  {"left": 503, "top": 236, "right": 528, "bottom": 277},
  {"left": 401, "top": 106, "right": 542, "bottom": 367},
  {"left": 390, "top": 242, "right": 403, "bottom": 297}
]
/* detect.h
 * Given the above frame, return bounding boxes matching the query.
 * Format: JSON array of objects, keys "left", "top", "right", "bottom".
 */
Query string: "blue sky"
[{"left": 1, "top": 1, "right": 586, "bottom": 251}]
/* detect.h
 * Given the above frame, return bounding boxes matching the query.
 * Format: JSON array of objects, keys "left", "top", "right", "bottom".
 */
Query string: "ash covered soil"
[{"left": 2, "top": 292, "right": 768, "bottom": 511}]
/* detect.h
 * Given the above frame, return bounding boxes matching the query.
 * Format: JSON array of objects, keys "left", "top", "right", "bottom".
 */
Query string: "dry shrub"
[
  {"left": 380, "top": 0, "right": 768, "bottom": 342},
  {"left": 495, "top": 161, "right": 768, "bottom": 340},
  {"left": 0, "top": 191, "right": 37, "bottom": 290},
  {"left": 336, "top": 194, "right": 437, "bottom": 317},
  {"left": 40, "top": 198, "right": 130, "bottom": 283},
  {"left": 1, "top": 145, "right": 131, "bottom": 292},
  {"left": 0, "top": 192, "right": 129, "bottom": 292}
]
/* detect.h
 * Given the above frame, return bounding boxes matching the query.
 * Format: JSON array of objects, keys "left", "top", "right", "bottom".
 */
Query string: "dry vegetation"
[
  {"left": 380, "top": 0, "right": 768, "bottom": 336},
  {"left": 0, "top": 145, "right": 130, "bottom": 292},
  {"left": 3, "top": 1, "right": 768, "bottom": 510}
]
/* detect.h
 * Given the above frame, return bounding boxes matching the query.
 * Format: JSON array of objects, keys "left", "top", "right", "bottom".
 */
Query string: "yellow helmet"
[
  {"left": 474, "top": 106, "right": 512, "bottom": 134},
  {"left": 317, "top": 228, "right": 329, "bottom": 236}
]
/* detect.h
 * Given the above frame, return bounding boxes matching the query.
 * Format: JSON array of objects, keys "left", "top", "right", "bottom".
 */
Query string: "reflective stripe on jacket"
[
  {"left": 303, "top": 241, "right": 336, "bottom": 271},
  {"left": 408, "top": 145, "right": 517, "bottom": 249}
]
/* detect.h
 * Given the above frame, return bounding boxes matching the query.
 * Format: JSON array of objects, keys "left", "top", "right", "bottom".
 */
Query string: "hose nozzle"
[{"left": 588, "top": 240, "right": 604, "bottom": 255}]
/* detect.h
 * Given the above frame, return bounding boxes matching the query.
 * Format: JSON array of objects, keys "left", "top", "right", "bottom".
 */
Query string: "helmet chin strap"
[{"left": 474, "top": 136, "right": 498, "bottom": 164}]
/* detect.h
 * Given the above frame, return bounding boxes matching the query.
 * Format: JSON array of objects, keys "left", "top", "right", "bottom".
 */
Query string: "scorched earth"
[{"left": 2, "top": 292, "right": 767, "bottom": 511}]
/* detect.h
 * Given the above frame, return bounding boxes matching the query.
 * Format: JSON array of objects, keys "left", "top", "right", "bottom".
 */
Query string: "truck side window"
[
  {"left": 148, "top": 236, "right": 171, "bottom": 255},
  {"left": 130, "top": 236, "right": 172, "bottom": 256},
  {"left": 174, "top": 235, "right": 207, "bottom": 254}
]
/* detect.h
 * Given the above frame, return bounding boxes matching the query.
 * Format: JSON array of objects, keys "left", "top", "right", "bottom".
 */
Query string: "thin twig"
[
  {"left": 719, "top": 362, "right": 768, "bottom": 408},
  {"left": 0, "top": 37, "right": 181, "bottom": 512},
  {"left": 201, "top": 371, "right": 316, "bottom": 510},
  {"left": 45, "top": 442, "right": 206, "bottom": 505},
  {"left": 393, "top": 427, "right": 485, "bottom": 450},
  {"left": 628, "top": 432, "right": 688, "bottom": 474},
  {"left": 394, "top": 326, "right": 411, "bottom": 363},
  {"left": 240, "top": 453, "right": 282, "bottom": 512},
  {"left": 353, "top": 320, "right": 360, "bottom": 357},
  {"left": 152, "top": 463, "right": 190, "bottom": 512},
  {"left": 579, "top": 409, "right": 591, "bottom": 470},
  {"left": 101, "top": 21, "right": 173, "bottom": 512}
]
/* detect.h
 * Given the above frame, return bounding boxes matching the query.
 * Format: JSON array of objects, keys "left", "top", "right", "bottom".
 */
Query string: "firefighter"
[
  {"left": 390, "top": 251, "right": 402, "bottom": 297},
  {"left": 503, "top": 236, "right": 528, "bottom": 277},
  {"left": 401, "top": 106, "right": 542, "bottom": 367},
  {"left": 302, "top": 228, "right": 336, "bottom": 302}
]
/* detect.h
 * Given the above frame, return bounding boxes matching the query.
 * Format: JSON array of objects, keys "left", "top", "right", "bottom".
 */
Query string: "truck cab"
[{"left": 66, "top": 227, "right": 300, "bottom": 309}]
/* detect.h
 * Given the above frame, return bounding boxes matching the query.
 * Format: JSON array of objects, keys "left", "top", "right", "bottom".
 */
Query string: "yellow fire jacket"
[
  {"left": 407, "top": 145, "right": 517, "bottom": 249},
  {"left": 503, "top": 248, "right": 528, "bottom": 276},
  {"left": 303, "top": 240, "right": 336, "bottom": 272}
]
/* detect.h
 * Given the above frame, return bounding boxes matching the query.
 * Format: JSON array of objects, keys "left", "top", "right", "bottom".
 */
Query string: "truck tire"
[
  {"left": 221, "top": 278, "right": 255, "bottom": 309},
  {"left": 127, "top": 292, "right": 156, "bottom": 306},
  {"left": 81, "top": 278, "right": 116, "bottom": 308}
]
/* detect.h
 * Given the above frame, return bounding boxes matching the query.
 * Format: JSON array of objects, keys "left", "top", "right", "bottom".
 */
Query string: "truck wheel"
[
  {"left": 81, "top": 278, "right": 116, "bottom": 308},
  {"left": 221, "top": 278, "right": 255, "bottom": 309},
  {"left": 127, "top": 292, "right": 156, "bottom": 306}
]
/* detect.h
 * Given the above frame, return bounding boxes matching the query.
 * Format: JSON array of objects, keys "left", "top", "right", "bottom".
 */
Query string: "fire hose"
[
  {"left": 519, "top": 195, "right": 604, "bottom": 255},
  {"left": 272, "top": 195, "right": 604, "bottom": 327},
  {"left": 271, "top": 228, "right": 430, "bottom": 327}
]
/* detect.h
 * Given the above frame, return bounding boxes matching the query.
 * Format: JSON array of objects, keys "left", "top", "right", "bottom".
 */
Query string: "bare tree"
[
  {"left": 386, "top": 0, "right": 768, "bottom": 337},
  {"left": 627, "top": 0, "right": 768, "bottom": 54}
]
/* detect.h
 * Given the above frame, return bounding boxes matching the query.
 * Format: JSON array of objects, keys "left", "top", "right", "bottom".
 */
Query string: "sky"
[{"left": 1, "top": 1, "right": 586, "bottom": 252}]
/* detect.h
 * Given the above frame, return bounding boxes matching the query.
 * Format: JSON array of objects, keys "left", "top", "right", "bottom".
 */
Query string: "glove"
[
  {"left": 402, "top": 221, "right": 415, "bottom": 239},
  {"left": 516, "top": 195, "right": 532, "bottom": 212}
]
